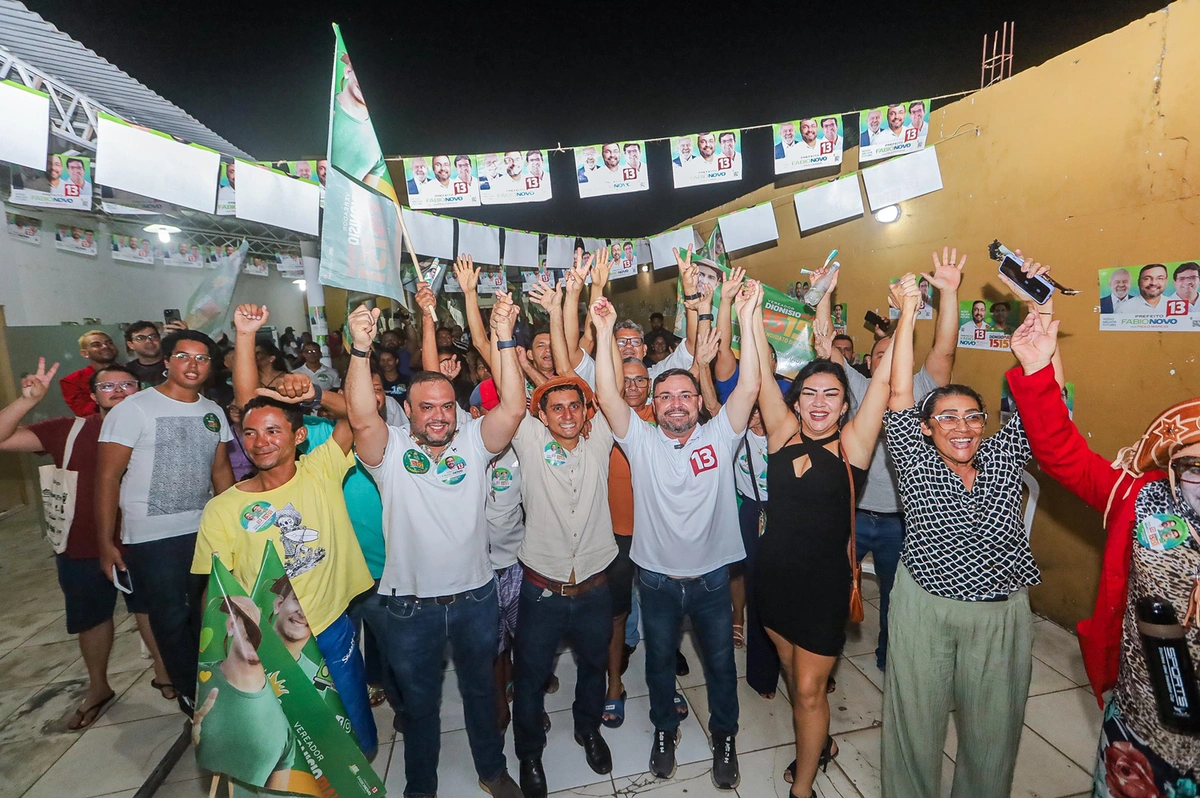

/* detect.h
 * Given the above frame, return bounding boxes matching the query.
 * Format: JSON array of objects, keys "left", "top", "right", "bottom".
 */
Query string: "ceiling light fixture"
[{"left": 142, "top": 223, "right": 181, "bottom": 243}]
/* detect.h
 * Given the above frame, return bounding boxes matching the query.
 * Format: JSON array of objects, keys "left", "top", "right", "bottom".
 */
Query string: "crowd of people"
[{"left": 3, "top": 243, "right": 1198, "bottom": 798}]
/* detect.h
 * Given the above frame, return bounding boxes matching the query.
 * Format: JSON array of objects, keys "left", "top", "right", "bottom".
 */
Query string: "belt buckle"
[
  {"left": 436, "top": 594, "right": 456, "bottom": 606},
  {"left": 558, "top": 582, "right": 571, "bottom": 597}
]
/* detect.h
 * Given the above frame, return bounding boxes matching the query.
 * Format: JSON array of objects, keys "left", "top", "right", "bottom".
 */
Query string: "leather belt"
[
  {"left": 857, "top": 509, "right": 903, "bottom": 518},
  {"left": 394, "top": 590, "right": 471, "bottom": 605},
  {"left": 524, "top": 568, "right": 607, "bottom": 597}
]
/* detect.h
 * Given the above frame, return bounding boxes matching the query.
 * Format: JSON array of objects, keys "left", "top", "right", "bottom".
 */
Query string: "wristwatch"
[{"left": 497, "top": 339, "right": 518, "bottom": 350}]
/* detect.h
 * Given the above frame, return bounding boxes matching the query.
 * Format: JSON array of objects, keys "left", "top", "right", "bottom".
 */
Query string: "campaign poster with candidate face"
[
  {"left": 6, "top": 212, "right": 41, "bottom": 245},
  {"left": 216, "top": 162, "right": 236, "bottom": 216},
  {"left": 276, "top": 247, "right": 304, "bottom": 274},
  {"left": 111, "top": 232, "right": 156, "bottom": 264},
  {"left": 609, "top": 240, "right": 638, "bottom": 280},
  {"left": 520, "top": 262, "right": 561, "bottom": 293},
  {"left": 832, "top": 303, "right": 848, "bottom": 335},
  {"left": 888, "top": 277, "right": 934, "bottom": 320},
  {"left": 858, "top": 100, "right": 931, "bottom": 164},
  {"left": 403, "top": 154, "right": 483, "bottom": 209},
  {"left": 574, "top": 142, "right": 650, "bottom": 198},
  {"left": 10, "top": 153, "right": 94, "bottom": 210},
  {"left": 957, "top": 299, "right": 1021, "bottom": 351},
  {"left": 1099, "top": 262, "right": 1200, "bottom": 332},
  {"left": 772, "top": 115, "right": 845, "bottom": 175},
  {"left": 244, "top": 256, "right": 271, "bottom": 277},
  {"left": 478, "top": 149, "right": 552, "bottom": 205},
  {"left": 162, "top": 237, "right": 205, "bottom": 269},
  {"left": 54, "top": 225, "right": 97, "bottom": 257},
  {"left": 669, "top": 131, "right": 743, "bottom": 188}
]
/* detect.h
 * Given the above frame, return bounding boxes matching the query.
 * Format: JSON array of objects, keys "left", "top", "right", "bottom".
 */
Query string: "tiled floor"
[{"left": 0, "top": 504, "right": 1102, "bottom": 797}]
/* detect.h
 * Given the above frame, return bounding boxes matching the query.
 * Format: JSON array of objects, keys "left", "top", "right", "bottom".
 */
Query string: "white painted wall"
[{"left": 0, "top": 201, "right": 308, "bottom": 330}]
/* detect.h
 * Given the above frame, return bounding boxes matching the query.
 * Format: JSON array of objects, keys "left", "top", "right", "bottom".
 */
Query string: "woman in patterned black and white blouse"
[{"left": 879, "top": 268, "right": 1040, "bottom": 798}]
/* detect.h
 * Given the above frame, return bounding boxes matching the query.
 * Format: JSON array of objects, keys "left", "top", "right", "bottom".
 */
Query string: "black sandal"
[
  {"left": 67, "top": 691, "right": 116, "bottom": 731},
  {"left": 783, "top": 736, "right": 838, "bottom": 783},
  {"left": 151, "top": 678, "right": 177, "bottom": 700}
]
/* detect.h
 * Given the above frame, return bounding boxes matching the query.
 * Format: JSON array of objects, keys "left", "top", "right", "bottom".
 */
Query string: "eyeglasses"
[
  {"left": 930, "top": 412, "right": 988, "bottom": 430},
  {"left": 654, "top": 392, "right": 698, "bottom": 403},
  {"left": 169, "top": 352, "right": 212, "bottom": 364},
  {"left": 616, "top": 337, "right": 644, "bottom": 347},
  {"left": 96, "top": 381, "right": 138, "bottom": 393},
  {"left": 623, "top": 376, "right": 649, "bottom": 386},
  {"left": 130, "top": 333, "right": 160, "bottom": 343},
  {"left": 1172, "top": 458, "right": 1200, "bottom": 484}
]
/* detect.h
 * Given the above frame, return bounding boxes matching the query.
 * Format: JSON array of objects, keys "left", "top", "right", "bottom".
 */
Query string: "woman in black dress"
[{"left": 751, "top": 270, "right": 915, "bottom": 798}]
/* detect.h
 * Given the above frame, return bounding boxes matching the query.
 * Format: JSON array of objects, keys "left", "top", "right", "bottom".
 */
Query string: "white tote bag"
[{"left": 39, "top": 417, "right": 85, "bottom": 554}]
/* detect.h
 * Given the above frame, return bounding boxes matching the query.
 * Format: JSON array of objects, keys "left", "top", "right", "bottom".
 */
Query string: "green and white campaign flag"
[
  {"left": 669, "top": 132, "right": 743, "bottom": 189},
  {"left": 858, "top": 100, "right": 931, "bottom": 164},
  {"left": 196, "top": 553, "right": 384, "bottom": 797},
  {"left": 183, "top": 241, "right": 247, "bottom": 335},
  {"left": 320, "top": 24, "right": 409, "bottom": 306}
]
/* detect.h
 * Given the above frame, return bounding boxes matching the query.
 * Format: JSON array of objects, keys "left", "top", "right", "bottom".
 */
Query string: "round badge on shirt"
[
  {"left": 1135, "top": 513, "right": 1190, "bottom": 552},
  {"left": 403, "top": 449, "right": 431, "bottom": 474},
  {"left": 491, "top": 467, "right": 514, "bottom": 491},
  {"left": 543, "top": 441, "right": 568, "bottom": 467},
  {"left": 438, "top": 454, "right": 468, "bottom": 484},
  {"left": 203, "top": 412, "right": 222, "bottom": 433},
  {"left": 240, "top": 501, "right": 276, "bottom": 533}
]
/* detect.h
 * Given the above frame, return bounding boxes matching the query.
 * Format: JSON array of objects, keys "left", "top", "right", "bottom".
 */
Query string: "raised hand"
[
  {"left": 492, "top": 293, "right": 517, "bottom": 338},
  {"left": 890, "top": 273, "right": 921, "bottom": 314},
  {"left": 999, "top": 249, "right": 1055, "bottom": 312},
  {"left": 676, "top": 246, "right": 699, "bottom": 296},
  {"left": 530, "top": 280, "right": 561, "bottom": 313},
  {"left": 733, "top": 279, "right": 761, "bottom": 317},
  {"left": 347, "top": 303, "right": 381, "bottom": 351},
  {"left": 415, "top": 282, "right": 437, "bottom": 317},
  {"left": 591, "top": 297, "right": 617, "bottom": 333},
  {"left": 922, "top": 246, "right": 967, "bottom": 292},
  {"left": 809, "top": 263, "right": 840, "bottom": 296},
  {"left": 720, "top": 266, "right": 746, "bottom": 304},
  {"left": 438, "top": 356, "right": 462, "bottom": 381},
  {"left": 454, "top": 254, "right": 480, "bottom": 295},
  {"left": 234, "top": 303, "right": 269, "bottom": 334},
  {"left": 812, "top": 318, "right": 834, "bottom": 360},
  {"left": 257, "top": 373, "right": 315, "bottom": 403},
  {"left": 164, "top": 319, "right": 188, "bottom": 333},
  {"left": 1009, "top": 308, "right": 1060, "bottom": 372},
  {"left": 21, "top": 357, "right": 60, "bottom": 402},
  {"left": 683, "top": 281, "right": 710, "bottom": 312},
  {"left": 591, "top": 246, "right": 611, "bottom": 291},
  {"left": 695, "top": 327, "right": 721, "bottom": 368}
]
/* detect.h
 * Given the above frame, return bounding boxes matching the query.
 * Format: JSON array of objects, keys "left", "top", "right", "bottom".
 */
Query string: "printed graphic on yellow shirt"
[{"left": 240, "top": 501, "right": 327, "bottom": 579}]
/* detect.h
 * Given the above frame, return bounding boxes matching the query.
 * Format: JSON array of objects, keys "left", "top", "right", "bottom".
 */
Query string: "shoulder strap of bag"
[
  {"left": 742, "top": 436, "right": 763, "bottom": 505},
  {"left": 62, "top": 417, "right": 86, "bottom": 470},
  {"left": 840, "top": 441, "right": 857, "bottom": 567}
]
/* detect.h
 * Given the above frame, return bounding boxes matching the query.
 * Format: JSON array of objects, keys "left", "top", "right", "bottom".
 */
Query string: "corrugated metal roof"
[{"left": 0, "top": 1, "right": 253, "bottom": 159}]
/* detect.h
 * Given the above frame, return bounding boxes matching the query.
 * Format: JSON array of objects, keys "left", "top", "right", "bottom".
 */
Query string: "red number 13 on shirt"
[{"left": 690, "top": 445, "right": 718, "bottom": 475}]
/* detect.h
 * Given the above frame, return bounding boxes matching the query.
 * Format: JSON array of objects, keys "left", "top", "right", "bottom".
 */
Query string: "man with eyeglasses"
[
  {"left": 60, "top": 330, "right": 120, "bottom": 417},
  {"left": 291, "top": 340, "right": 341, "bottom": 391},
  {"left": 593, "top": 282, "right": 761, "bottom": 789},
  {"left": 123, "top": 320, "right": 188, "bottom": 389},
  {"left": 97, "top": 329, "right": 235, "bottom": 715},
  {"left": 0, "top": 360, "right": 175, "bottom": 729}
]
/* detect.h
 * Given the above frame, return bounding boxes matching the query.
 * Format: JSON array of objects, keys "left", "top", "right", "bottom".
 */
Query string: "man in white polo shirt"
[
  {"left": 592, "top": 283, "right": 761, "bottom": 791},
  {"left": 344, "top": 294, "right": 527, "bottom": 798}
]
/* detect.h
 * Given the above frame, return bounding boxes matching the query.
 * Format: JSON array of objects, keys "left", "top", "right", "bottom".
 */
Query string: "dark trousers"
[
  {"left": 639, "top": 566, "right": 739, "bottom": 737},
  {"left": 512, "top": 575, "right": 612, "bottom": 760},
  {"left": 385, "top": 581, "right": 505, "bottom": 797},
  {"left": 855, "top": 510, "right": 904, "bottom": 668},
  {"left": 123, "top": 533, "right": 204, "bottom": 714},
  {"left": 348, "top": 579, "right": 402, "bottom": 712},
  {"left": 737, "top": 497, "right": 781, "bottom": 695}
]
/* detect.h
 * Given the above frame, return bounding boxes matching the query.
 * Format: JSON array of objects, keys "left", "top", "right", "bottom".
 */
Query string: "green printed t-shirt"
[
  {"left": 194, "top": 666, "right": 295, "bottom": 787},
  {"left": 331, "top": 101, "right": 388, "bottom": 183}
]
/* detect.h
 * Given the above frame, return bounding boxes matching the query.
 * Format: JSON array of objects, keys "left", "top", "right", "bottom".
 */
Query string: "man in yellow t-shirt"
[{"left": 192, "top": 395, "right": 377, "bottom": 755}]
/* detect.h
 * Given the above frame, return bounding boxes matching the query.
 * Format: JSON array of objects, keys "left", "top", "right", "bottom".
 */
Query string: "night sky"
[{"left": 25, "top": 0, "right": 1166, "bottom": 238}]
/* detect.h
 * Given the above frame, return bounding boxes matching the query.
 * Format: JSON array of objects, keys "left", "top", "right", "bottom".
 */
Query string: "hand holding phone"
[
  {"left": 164, "top": 308, "right": 182, "bottom": 326},
  {"left": 864, "top": 310, "right": 891, "bottom": 333},
  {"left": 112, "top": 565, "right": 133, "bottom": 595}
]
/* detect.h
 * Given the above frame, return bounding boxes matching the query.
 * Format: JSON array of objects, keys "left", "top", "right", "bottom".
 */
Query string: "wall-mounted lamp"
[
  {"left": 873, "top": 205, "right": 901, "bottom": 224},
  {"left": 292, "top": 279, "right": 307, "bottom": 292}
]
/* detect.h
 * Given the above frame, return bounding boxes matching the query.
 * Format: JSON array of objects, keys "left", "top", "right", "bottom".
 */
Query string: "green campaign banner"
[
  {"left": 674, "top": 226, "right": 815, "bottom": 378},
  {"left": 195, "top": 554, "right": 384, "bottom": 797},
  {"left": 320, "top": 24, "right": 409, "bottom": 306},
  {"left": 183, "top": 241, "right": 248, "bottom": 336}
]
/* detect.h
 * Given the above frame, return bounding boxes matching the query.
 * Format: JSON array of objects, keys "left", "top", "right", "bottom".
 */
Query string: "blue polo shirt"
[{"left": 715, "top": 363, "right": 793, "bottom": 403}]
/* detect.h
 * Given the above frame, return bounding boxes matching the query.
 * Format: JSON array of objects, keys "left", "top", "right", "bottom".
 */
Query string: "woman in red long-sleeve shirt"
[{"left": 1007, "top": 270, "right": 1200, "bottom": 797}]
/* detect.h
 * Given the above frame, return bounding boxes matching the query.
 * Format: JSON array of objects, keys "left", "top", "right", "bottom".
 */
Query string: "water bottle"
[
  {"left": 1136, "top": 595, "right": 1200, "bottom": 733},
  {"left": 803, "top": 262, "right": 840, "bottom": 307}
]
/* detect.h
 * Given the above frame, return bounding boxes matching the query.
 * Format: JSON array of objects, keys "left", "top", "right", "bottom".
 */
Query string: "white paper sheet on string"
[
  {"left": 0, "top": 82, "right": 50, "bottom": 171},
  {"left": 457, "top": 221, "right": 501, "bottom": 265},
  {"left": 95, "top": 115, "right": 220, "bottom": 213},
  {"left": 861, "top": 146, "right": 942, "bottom": 211},
  {"left": 647, "top": 226, "right": 695, "bottom": 271},
  {"left": 234, "top": 160, "right": 320, "bottom": 235},
  {"left": 718, "top": 202, "right": 779, "bottom": 253},
  {"left": 636, "top": 239, "right": 652, "bottom": 268},
  {"left": 503, "top": 230, "right": 539, "bottom": 268},
  {"left": 582, "top": 237, "right": 604, "bottom": 255},
  {"left": 794, "top": 175, "right": 866, "bottom": 231},
  {"left": 401, "top": 207, "right": 455, "bottom": 260},
  {"left": 545, "top": 235, "right": 575, "bottom": 269}
]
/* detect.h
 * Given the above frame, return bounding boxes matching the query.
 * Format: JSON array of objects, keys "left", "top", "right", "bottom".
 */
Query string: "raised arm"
[
  {"left": 592, "top": 297, "right": 630, "bottom": 438},
  {"left": 724, "top": 281, "right": 762, "bottom": 434},
  {"left": 753, "top": 287, "right": 797, "bottom": 447},
  {"left": 345, "top": 303, "right": 388, "bottom": 466},
  {"left": 257, "top": 374, "right": 354, "bottom": 453},
  {"left": 1000, "top": 251, "right": 1065, "bottom": 389},
  {"left": 888, "top": 275, "right": 919, "bottom": 411},
  {"left": 811, "top": 266, "right": 842, "bottom": 364},
  {"left": 232, "top": 303, "right": 270, "bottom": 409},
  {"left": 920, "top": 246, "right": 966, "bottom": 386},
  {"left": 531, "top": 280, "right": 572, "bottom": 377},
  {"left": 415, "top": 282, "right": 438, "bottom": 372},
  {"left": 561, "top": 254, "right": 590, "bottom": 368},
  {"left": 694, "top": 327, "right": 722, "bottom": 416},
  {"left": 480, "top": 292, "right": 525, "bottom": 453},
  {"left": 714, "top": 266, "right": 744, "bottom": 381},
  {"left": 0, "top": 358, "right": 59, "bottom": 453},
  {"left": 676, "top": 246, "right": 701, "bottom": 357},
  {"left": 455, "top": 255, "right": 492, "bottom": 367}
]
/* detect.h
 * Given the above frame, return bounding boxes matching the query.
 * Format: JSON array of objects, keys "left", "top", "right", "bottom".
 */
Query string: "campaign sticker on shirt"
[
  {"left": 543, "top": 441, "right": 569, "bottom": 467},
  {"left": 1135, "top": 513, "right": 1190, "bottom": 552},
  {"left": 203, "top": 412, "right": 222, "bottom": 433},
  {"left": 438, "top": 454, "right": 468, "bottom": 484},
  {"left": 403, "top": 449, "right": 431, "bottom": 474},
  {"left": 239, "top": 501, "right": 276, "bottom": 533},
  {"left": 491, "top": 467, "right": 514, "bottom": 491}
]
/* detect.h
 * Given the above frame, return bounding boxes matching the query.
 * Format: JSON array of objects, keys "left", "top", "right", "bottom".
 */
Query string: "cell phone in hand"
[
  {"left": 863, "top": 310, "right": 891, "bottom": 333},
  {"left": 164, "top": 308, "right": 182, "bottom": 326},
  {"left": 989, "top": 240, "right": 1055, "bottom": 305},
  {"left": 112, "top": 565, "right": 133, "bottom": 595}
]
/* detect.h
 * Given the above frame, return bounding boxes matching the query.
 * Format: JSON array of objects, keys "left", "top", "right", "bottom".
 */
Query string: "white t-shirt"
[
  {"left": 486, "top": 447, "right": 524, "bottom": 570},
  {"left": 360, "top": 416, "right": 498, "bottom": 597},
  {"left": 614, "top": 406, "right": 744, "bottom": 577},
  {"left": 734, "top": 429, "right": 769, "bottom": 501},
  {"left": 573, "top": 343, "right": 694, "bottom": 394},
  {"left": 292, "top": 363, "right": 341, "bottom": 390},
  {"left": 98, "top": 388, "right": 232, "bottom": 544},
  {"left": 874, "top": 126, "right": 908, "bottom": 146},
  {"left": 1118, "top": 295, "right": 1169, "bottom": 316}
]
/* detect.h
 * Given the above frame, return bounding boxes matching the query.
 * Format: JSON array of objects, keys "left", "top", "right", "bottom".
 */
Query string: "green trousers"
[{"left": 881, "top": 563, "right": 1033, "bottom": 798}]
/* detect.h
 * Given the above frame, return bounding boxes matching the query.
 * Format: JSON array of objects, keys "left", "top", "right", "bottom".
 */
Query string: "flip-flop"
[
  {"left": 601, "top": 690, "right": 627, "bottom": 729},
  {"left": 732, "top": 624, "right": 745, "bottom": 649},
  {"left": 826, "top": 676, "right": 837, "bottom": 694},
  {"left": 151, "top": 678, "right": 177, "bottom": 701},
  {"left": 673, "top": 691, "right": 689, "bottom": 719},
  {"left": 67, "top": 691, "right": 116, "bottom": 731}
]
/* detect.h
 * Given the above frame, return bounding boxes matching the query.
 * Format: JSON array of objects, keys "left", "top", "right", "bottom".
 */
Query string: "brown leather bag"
[{"left": 841, "top": 443, "right": 864, "bottom": 624}]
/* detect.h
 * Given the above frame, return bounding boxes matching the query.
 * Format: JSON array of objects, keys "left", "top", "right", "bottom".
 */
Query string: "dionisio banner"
[
  {"left": 772, "top": 115, "right": 845, "bottom": 175},
  {"left": 1098, "top": 262, "right": 1200, "bottom": 332},
  {"left": 858, "top": 100, "right": 931, "bottom": 164},
  {"left": 956, "top": 298, "right": 1021, "bottom": 351},
  {"left": 669, "top": 131, "right": 743, "bottom": 188}
]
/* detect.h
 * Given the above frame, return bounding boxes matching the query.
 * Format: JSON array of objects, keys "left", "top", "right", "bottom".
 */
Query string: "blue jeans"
[
  {"left": 737, "top": 497, "right": 781, "bottom": 696},
  {"left": 385, "top": 580, "right": 505, "bottom": 797},
  {"left": 639, "top": 567, "right": 738, "bottom": 737},
  {"left": 348, "top": 580, "right": 403, "bottom": 713},
  {"left": 625, "top": 584, "right": 641, "bottom": 648},
  {"left": 512, "top": 576, "right": 612, "bottom": 760},
  {"left": 123, "top": 532, "right": 205, "bottom": 714},
  {"left": 315, "top": 611, "right": 379, "bottom": 757},
  {"left": 855, "top": 510, "right": 904, "bottom": 668}
]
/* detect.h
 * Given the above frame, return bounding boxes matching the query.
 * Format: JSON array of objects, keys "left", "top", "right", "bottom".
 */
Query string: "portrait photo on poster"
[
  {"left": 574, "top": 141, "right": 650, "bottom": 198},
  {"left": 1098, "top": 262, "right": 1200, "bottom": 332},
  {"left": 6, "top": 212, "right": 42, "bottom": 245},
  {"left": 9, "top": 152, "right": 94, "bottom": 210},
  {"left": 772, "top": 115, "right": 845, "bottom": 176},
  {"left": 54, "top": 224, "right": 97, "bottom": 257},
  {"left": 403, "top": 154, "right": 482, "bottom": 209},
  {"left": 478, "top": 149, "right": 552, "bottom": 205},
  {"left": 670, "top": 131, "right": 743, "bottom": 188},
  {"left": 957, "top": 298, "right": 1021, "bottom": 351},
  {"left": 858, "top": 100, "right": 932, "bottom": 164}
]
